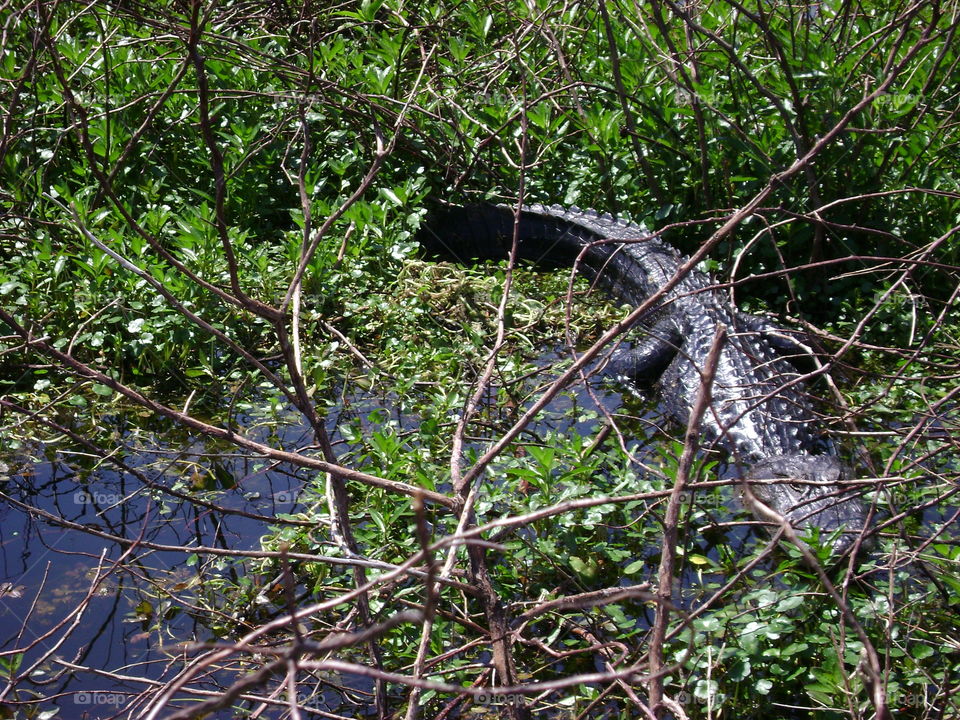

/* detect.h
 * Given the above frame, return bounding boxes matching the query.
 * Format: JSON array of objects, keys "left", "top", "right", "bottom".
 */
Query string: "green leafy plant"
[{"left": 1, "top": 2, "right": 958, "bottom": 719}]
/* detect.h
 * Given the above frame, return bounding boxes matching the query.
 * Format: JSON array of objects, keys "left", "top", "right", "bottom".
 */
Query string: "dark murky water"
[{"left": 0, "top": 421, "right": 311, "bottom": 718}]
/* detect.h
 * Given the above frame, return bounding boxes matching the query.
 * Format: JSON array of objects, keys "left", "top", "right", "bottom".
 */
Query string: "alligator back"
[
  {"left": 417, "top": 202, "right": 809, "bottom": 449},
  {"left": 418, "top": 201, "right": 870, "bottom": 553},
  {"left": 417, "top": 203, "right": 682, "bottom": 308}
]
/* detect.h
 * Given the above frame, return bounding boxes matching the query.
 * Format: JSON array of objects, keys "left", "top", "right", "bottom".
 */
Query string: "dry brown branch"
[
  {"left": 1, "top": 3, "right": 958, "bottom": 718},
  {"left": 648, "top": 325, "right": 726, "bottom": 710}
]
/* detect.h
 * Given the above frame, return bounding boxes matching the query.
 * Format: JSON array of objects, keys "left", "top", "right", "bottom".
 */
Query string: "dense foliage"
[{"left": 1, "top": 1, "right": 958, "bottom": 718}]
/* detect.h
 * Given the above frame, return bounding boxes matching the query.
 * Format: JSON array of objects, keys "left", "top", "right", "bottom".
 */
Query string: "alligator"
[{"left": 417, "top": 202, "right": 869, "bottom": 554}]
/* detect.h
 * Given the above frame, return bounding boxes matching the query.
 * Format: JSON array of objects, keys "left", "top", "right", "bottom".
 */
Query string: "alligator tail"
[
  {"left": 416, "top": 203, "right": 665, "bottom": 307},
  {"left": 416, "top": 203, "right": 601, "bottom": 269}
]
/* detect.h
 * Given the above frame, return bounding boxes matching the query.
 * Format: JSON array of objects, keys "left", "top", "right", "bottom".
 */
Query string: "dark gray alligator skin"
[{"left": 417, "top": 202, "right": 869, "bottom": 553}]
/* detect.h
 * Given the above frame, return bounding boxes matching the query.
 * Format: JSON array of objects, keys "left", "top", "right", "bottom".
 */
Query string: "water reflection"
[{"left": 0, "top": 406, "right": 317, "bottom": 719}]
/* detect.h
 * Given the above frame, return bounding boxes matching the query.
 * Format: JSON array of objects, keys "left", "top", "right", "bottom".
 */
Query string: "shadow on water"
[{"left": 0, "top": 408, "right": 320, "bottom": 718}]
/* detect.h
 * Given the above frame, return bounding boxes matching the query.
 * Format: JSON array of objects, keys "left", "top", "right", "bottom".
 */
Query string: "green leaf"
[
  {"left": 382, "top": 187, "right": 403, "bottom": 206},
  {"left": 569, "top": 556, "right": 598, "bottom": 580},
  {"left": 776, "top": 595, "right": 804, "bottom": 612},
  {"left": 728, "top": 659, "right": 751, "bottom": 681}
]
